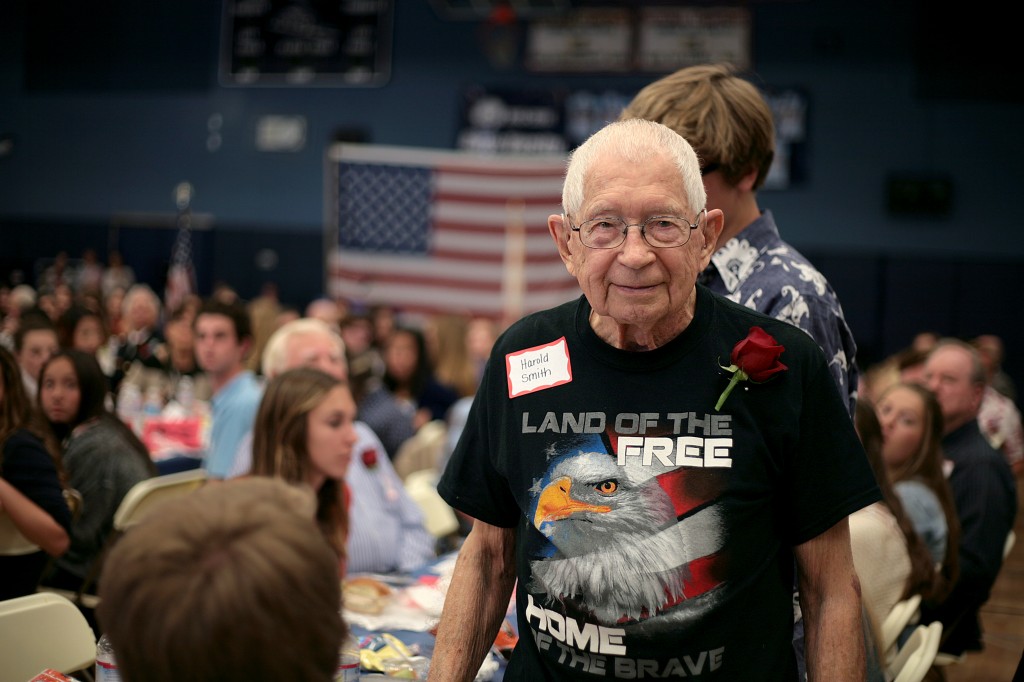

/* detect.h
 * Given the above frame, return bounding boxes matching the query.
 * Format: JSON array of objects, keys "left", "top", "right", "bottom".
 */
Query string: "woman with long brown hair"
[
  {"left": 37, "top": 349, "right": 155, "bottom": 592},
  {"left": 852, "top": 401, "right": 944, "bottom": 658},
  {"left": 875, "top": 381, "right": 961, "bottom": 600},
  {"left": 251, "top": 367, "right": 358, "bottom": 572}
]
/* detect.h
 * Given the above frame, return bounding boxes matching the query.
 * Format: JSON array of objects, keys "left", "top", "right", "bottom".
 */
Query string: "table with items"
[{"left": 342, "top": 553, "right": 515, "bottom": 680}]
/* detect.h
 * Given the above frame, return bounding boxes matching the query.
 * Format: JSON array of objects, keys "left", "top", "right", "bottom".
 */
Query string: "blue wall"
[{"left": 2, "top": 1, "right": 1024, "bottom": 370}]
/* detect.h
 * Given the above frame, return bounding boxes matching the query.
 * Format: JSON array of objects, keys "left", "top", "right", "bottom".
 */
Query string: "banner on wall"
[{"left": 325, "top": 143, "right": 578, "bottom": 322}]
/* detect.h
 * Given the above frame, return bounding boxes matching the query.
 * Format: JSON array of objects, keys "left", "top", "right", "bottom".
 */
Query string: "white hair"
[
  {"left": 261, "top": 317, "right": 347, "bottom": 378},
  {"left": 561, "top": 118, "right": 706, "bottom": 220}
]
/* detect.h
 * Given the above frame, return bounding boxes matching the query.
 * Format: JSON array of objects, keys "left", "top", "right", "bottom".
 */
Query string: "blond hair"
[{"left": 620, "top": 63, "right": 776, "bottom": 190}]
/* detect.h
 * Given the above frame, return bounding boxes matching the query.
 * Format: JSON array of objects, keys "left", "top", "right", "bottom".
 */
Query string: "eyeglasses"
[
  {"left": 700, "top": 162, "right": 720, "bottom": 176},
  {"left": 569, "top": 209, "right": 706, "bottom": 249}
]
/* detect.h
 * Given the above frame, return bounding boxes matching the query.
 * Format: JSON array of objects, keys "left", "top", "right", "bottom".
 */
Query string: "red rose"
[
  {"left": 730, "top": 326, "right": 787, "bottom": 382},
  {"left": 715, "top": 326, "right": 787, "bottom": 411},
  {"left": 361, "top": 448, "right": 378, "bottom": 469}
]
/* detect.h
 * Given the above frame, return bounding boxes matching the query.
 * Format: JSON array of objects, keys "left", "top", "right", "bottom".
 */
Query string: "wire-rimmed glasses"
[{"left": 568, "top": 208, "right": 707, "bottom": 249}]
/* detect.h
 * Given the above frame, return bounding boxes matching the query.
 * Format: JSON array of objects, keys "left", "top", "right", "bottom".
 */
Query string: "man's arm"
[
  {"left": 428, "top": 519, "right": 516, "bottom": 682},
  {"left": 795, "top": 517, "right": 866, "bottom": 681}
]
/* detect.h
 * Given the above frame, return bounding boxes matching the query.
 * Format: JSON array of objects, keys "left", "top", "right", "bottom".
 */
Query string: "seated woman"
[
  {"left": 37, "top": 349, "right": 156, "bottom": 592},
  {"left": 251, "top": 367, "right": 357, "bottom": 574},
  {"left": 0, "top": 346, "right": 70, "bottom": 600},
  {"left": 383, "top": 326, "right": 459, "bottom": 428},
  {"left": 874, "top": 381, "right": 960, "bottom": 599},
  {"left": 852, "top": 401, "right": 942, "bottom": 643}
]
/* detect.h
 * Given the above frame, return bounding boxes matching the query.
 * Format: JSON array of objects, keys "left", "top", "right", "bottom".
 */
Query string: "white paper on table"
[{"left": 343, "top": 584, "right": 444, "bottom": 631}]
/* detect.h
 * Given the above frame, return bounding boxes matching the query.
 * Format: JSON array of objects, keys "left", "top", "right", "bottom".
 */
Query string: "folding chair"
[
  {"left": 880, "top": 593, "right": 922, "bottom": 663},
  {"left": 40, "top": 469, "right": 208, "bottom": 609},
  {"left": 0, "top": 592, "right": 96, "bottom": 682},
  {"left": 887, "top": 621, "right": 942, "bottom": 682}
]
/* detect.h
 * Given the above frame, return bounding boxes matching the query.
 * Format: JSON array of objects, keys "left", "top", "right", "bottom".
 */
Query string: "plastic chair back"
[
  {"left": 0, "top": 511, "right": 40, "bottom": 556},
  {"left": 889, "top": 621, "right": 942, "bottom": 682},
  {"left": 404, "top": 469, "right": 460, "bottom": 538},
  {"left": 880, "top": 593, "right": 922, "bottom": 662},
  {"left": 0, "top": 592, "right": 96, "bottom": 682},
  {"left": 113, "top": 468, "right": 208, "bottom": 531}
]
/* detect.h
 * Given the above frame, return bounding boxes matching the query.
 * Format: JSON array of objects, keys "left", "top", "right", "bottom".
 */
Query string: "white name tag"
[{"left": 506, "top": 337, "right": 573, "bottom": 398}]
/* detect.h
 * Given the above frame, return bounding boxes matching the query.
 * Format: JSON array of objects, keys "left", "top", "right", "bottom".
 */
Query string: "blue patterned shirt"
[{"left": 700, "top": 211, "right": 858, "bottom": 416}]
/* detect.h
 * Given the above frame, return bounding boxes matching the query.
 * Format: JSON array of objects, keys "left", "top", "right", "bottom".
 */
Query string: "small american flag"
[
  {"left": 165, "top": 182, "right": 196, "bottom": 313},
  {"left": 327, "top": 144, "right": 579, "bottom": 322}
]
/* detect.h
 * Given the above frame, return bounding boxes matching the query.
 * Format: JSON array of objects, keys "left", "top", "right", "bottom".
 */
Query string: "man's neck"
[
  {"left": 713, "top": 196, "right": 762, "bottom": 252},
  {"left": 210, "top": 366, "right": 245, "bottom": 395},
  {"left": 943, "top": 415, "right": 976, "bottom": 437}
]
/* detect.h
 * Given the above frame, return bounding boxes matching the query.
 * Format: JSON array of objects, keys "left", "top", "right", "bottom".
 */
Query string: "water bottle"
[
  {"left": 143, "top": 386, "right": 163, "bottom": 417},
  {"left": 175, "top": 375, "right": 196, "bottom": 415},
  {"left": 335, "top": 632, "right": 361, "bottom": 681},
  {"left": 95, "top": 633, "right": 121, "bottom": 681},
  {"left": 117, "top": 383, "right": 143, "bottom": 434}
]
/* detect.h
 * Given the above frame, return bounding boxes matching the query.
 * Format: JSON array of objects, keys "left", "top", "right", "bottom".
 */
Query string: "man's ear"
[
  {"left": 548, "top": 214, "right": 577, "bottom": 277},
  {"left": 736, "top": 168, "right": 759, "bottom": 193},
  {"left": 700, "top": 209, "right": 725, "bottom": 262}
]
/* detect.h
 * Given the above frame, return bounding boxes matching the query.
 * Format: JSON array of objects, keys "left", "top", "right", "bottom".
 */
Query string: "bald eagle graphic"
[{"left": 528, "top": 450, "right": 727, "bottom": 627}]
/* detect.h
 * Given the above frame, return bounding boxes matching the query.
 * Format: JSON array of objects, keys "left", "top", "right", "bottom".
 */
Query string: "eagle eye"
[{"left": 594, "top": 479, "right": 618, "bottom": 495}]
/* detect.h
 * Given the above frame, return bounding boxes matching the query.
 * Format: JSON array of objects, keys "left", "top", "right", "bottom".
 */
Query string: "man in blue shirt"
[{"left": 194, "top": 298, "right": 263, "bottom": 479}]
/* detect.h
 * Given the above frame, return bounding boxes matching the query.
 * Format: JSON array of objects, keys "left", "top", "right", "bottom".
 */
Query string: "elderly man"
[
  {"left": 921, "top": 340, "right": 1017, "bottom": 656},
  {"left": 431, "top": 119, "right": 879, "bottom": 681},
  {"left": 232, "top": 317, "right": 437, "bottom": 574}
]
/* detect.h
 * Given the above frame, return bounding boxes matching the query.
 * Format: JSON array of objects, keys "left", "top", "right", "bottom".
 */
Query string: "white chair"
[
  {"left": 393, "top": 420, "right": 447, "bottom": 481},
  {"left": 0, "top": 510, "right": 40, "bottom": 556},
  {"left": 40, "top": 469, "right": 208, "bottom": 608},
  {"left": 888, "top": 620, "right": 942, "bottom": 682},
  {"left": 880, "top": 593, "right": 922, "bottom": 662},
  {"left": 0, "top": 592, "right": 96, "bottom": 682},
  {"left": 404, "top": 468, "right": 460, "bottom": 538},
  {"left": 111, "top": 467, "right": 208, "bottom": 531}
]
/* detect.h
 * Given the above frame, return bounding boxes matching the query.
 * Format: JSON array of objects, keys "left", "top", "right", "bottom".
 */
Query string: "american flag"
[
  {"left": 327, "top": 143, "right": 579, "bottom": 321},
  {"left": 165, "top": 182, "right": 196, "bottom": 313}
]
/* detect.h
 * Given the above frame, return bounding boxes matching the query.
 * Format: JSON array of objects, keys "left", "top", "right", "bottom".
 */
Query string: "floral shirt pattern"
[
  {"left": 699, "top": 210, "right": 858, "bottom": 416},
  {"left": 979, "top": 385, "right": 1024, "bottom": 467}
]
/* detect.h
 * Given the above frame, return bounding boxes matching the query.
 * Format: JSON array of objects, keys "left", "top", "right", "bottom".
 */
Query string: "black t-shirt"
[{"left": 439, "top": 287, "right": 880, "bottom": 680}]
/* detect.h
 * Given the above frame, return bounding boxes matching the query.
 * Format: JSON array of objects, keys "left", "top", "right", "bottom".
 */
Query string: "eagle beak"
[{"left": 533, "top": 476, "right": 611, "bottom": 528}]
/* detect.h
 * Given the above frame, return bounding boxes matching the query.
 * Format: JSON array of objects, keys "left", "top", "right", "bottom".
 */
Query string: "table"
[{"left": 344, "top": 555, "right": 511, "bottom": 680}]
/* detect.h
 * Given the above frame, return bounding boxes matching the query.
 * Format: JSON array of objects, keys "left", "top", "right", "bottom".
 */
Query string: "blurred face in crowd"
[
  {"left": 466, "top": 317, "right": 496, "bottom": 362},
  {"left": 40, "top": 356, "right": 81, "bottom": 425},
  {"left": 125, "top": 292, "right": 158, "bottom": 331},
  {"left": 875, "top": 385, "right": 925, "bottom": 470},
  {"left": 72, "top": 315, "right": 106, "bottom": 356},
  {"left": 923, "top": 345, "right": 983, "bottom": 434},
  {"left": 283, "top": 331, "right": 347, "bottom": 381},
  {"left": 18, "top": 329, "right": 59, "bottom": 382},
  {"left": 194, "top": 313, "right": 246, "bottom": 379},
  {"left": 339, "top": 318, "right": 373, "bottom": 357},
  {"left": 384, "top": 330, "right": 418, "bottom": 383},
  {"left": 305, "top": 385, "right": 358, "bottom": 490}
]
